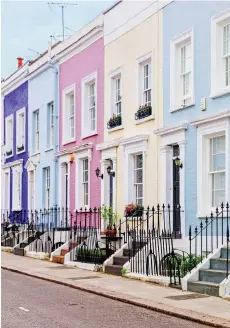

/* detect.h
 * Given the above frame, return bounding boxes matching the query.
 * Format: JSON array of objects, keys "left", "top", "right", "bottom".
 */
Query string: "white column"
[
  {"left": 178, "top": 140, "right": 186, "bottom": 237},
  {"left": 111, "top": 157, "right": 117, "bottom": 213}
]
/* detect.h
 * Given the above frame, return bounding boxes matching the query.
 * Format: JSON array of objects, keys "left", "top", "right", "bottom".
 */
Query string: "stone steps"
[
  {"left": 187, "top": 281, "right": 219, "bottom": 297},
  {"left": 104, "top": 264, "right": 123, "bottom": 276}
]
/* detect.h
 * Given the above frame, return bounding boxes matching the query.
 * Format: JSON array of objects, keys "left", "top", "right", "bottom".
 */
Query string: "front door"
[
  {"left": 29, "top": 171, "right": 34, "bottom": 213},
  {"left": 172, "top": 145, "right": 181, "bottom": 238},
  {"left": 109, "top": 160, "right": 113, "bottom": 209}
]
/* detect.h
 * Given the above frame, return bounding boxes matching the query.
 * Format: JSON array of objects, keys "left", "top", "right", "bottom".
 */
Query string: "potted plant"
[
  {"left": 101, "top": 205, "right": 118, "bottom": 236},
  {"left": 135, "top": 104, "right": 152, "bottom": 120},
  {"left": 125, "top": 203, "right": 144, "bottom": 217},
  {"left": 107, "top": 114, "right": 122, "bottom": 129}
]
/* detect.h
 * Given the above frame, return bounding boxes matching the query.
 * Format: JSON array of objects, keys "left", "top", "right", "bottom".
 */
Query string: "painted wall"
[
  {"left": 59, "top": 37, "right": 104, "bottom": 211},
  {"left": 4, "top": 81, "right": 28, "bottom": 211},
  {"left": 103, "top": 8, "right": 163, "bottom": 216},
  {"left": 28, "top": 66, "right": 59, "bottom": 209},
  {"left": 162, "top": 1, "right": 230, "bottom": 234}
]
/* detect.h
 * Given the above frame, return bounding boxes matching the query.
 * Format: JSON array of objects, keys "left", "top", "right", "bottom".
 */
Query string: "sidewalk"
[{"left": 1, "top": 252, "right": 230, "bottom": 328}]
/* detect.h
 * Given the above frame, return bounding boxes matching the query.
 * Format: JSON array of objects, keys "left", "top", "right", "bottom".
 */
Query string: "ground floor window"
[{"left": 133, "top": 154, "right": 143, "bottom": 205}]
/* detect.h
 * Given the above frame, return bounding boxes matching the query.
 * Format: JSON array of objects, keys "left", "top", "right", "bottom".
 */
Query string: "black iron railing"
[{"left": 188, "top": 202, "right": 229, "bottom": 278}]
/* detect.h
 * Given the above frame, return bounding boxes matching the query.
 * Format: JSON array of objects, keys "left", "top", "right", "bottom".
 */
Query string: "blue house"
[
  {"left": 26, "top": 44, "right": 60, "bottom": 223},
  {"left": 155, "top": 1, "right": 230, "bottom": 241}
]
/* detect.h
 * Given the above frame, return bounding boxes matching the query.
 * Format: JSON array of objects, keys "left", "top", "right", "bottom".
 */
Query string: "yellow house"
[{"left": 97, "top": 1, "right": 170, "bottom": 220}]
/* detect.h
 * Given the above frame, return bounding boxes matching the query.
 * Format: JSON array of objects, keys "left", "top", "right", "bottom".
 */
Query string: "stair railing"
[{"left": 188, "top": 202, "right": 229, "bottom": 276}]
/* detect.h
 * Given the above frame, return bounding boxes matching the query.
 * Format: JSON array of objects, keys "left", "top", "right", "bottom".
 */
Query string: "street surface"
[{"left": 2, "top": 270, "right": 210, "bottom": 328}]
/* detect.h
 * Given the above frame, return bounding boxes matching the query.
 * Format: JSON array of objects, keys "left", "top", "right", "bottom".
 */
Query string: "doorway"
[{"left": 172, "top": 145, "right": 181, "bottom": 238}]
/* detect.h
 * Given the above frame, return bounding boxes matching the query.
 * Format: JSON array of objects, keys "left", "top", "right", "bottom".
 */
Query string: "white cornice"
[
  {"left": 2, "top": 159, "right": 23, "bottom": 169},
  {"left": 190, "top": 109, "right": 230, "bottom": 127},
  {"left": 96, "top": 139, "right": 120, "bottom": 151},
  {"left": 120, "top": 134, "right": 149, "bottom": 146},
  {"left": 1, "top": 64, "right": 29, "bottom": 96},
  {"left": 154, "top": 123, "right": 188, "bottom": 136},
  {"left": 57, "top": 143, "right": 93, "bottom": 157}
]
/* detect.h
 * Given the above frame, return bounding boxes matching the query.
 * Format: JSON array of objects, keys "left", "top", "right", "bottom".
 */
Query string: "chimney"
[{"left": 17, "top": 57, "right": 23, "bottom": 68}]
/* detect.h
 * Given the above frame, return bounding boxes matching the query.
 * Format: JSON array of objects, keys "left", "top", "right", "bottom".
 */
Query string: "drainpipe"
[{"left": 48, "top": 42, "right": 59, "bottom": 211}]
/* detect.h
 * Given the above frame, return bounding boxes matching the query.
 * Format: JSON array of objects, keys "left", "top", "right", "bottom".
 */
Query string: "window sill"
[
  {"left": 12, "top": 207, "right": 22, "bottom": 212},
  {"left": 5, "top": 154, "right": 14, "bottom": 159},
  {"left": 31, "top": 151, "right": 41, "bottom": 157},
  {"left": 62, "top": 139, "right": 76, "bottom": 146},
  {"left": 135, "top": 114, "right": 155, "bottom": 125},
  {"left": 170, "top": 102, "right": 195, "bottom": 113},
  {"left": 210, "top": 88, "right": 230, "bottom": 99},
  {"left": 108, "top": 125, "right": 124, "bottom": 133},
  {"left": 45, "top": 148, "right": 54, "bottom": 153},
  {"left": 16, "top": 149, "right": 25, "bottom": 155},
  {"left": 81, "top": 132, "right": 98, "bottom": 140}
]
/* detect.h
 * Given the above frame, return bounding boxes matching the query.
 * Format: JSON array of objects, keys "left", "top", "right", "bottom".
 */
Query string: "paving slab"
[{"left": 1, "top": 251, "right": 230, "bottom": 328}]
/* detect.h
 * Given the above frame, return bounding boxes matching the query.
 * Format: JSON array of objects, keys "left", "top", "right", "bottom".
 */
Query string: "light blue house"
[
  {"left": 155, "top": 1, "right": 230, "bottom": 240},
  {"left": 26, "top": 45, "right": 60, "bottom": 218}
]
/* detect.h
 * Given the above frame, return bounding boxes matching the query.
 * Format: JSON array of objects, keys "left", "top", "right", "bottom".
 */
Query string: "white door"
[{"left": 29, "top": 171, "right": 35, "bottom": 215}]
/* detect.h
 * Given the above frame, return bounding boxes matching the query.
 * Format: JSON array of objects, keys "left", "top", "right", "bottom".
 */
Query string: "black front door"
[
  {"left": 109, "top": 175, "right": 113, "bottom": 208},
  {"left": 172, "top": 146, "right": 181, "bottom": 237}
]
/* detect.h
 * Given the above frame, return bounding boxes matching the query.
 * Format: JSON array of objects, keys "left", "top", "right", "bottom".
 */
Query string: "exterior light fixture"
[
  {"left": 95, "top": 167, "right": 103, "bottom": 179},
  {"left": 69, "top": 153, "right": 74, "bottom": 163},
  {"left": 175, "top": 157, "right": 183, "bottom": 169},
  {"left": 107, "top": 165, "right": 115, "bottom": 177}
]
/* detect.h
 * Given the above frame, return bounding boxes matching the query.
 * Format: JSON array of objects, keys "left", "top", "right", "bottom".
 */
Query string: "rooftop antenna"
[
  {"left": 47, "top": 2, "right": 78, "bottom": 41},
  {"left": 28, "top": 48, "right": 41, "bottom": 56}
]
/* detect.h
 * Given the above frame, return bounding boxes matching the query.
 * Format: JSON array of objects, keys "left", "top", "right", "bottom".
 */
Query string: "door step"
[{"left": 187, "top": 281, "right": 219, "bottom": 297}]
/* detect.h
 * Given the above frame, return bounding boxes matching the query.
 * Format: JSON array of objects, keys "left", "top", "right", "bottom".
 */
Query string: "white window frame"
[
  {"left": 211, "top": 8, "right": 230, "bottom": 98},
  {"left": 3, "top": 168, "right": 10, "bottom": 211},
  {"left": 5, "top": 114, "right": 13, "bottom": 158},
  {"left": 75, "top": 149, "right": 92, "bottom": 210},
  {"left": 12, "top": 164, "right": 22, "bottom": 211},
  {"left": 34, "top": 110, "right": 39, "bottom": 153},
  {"left": 137, "top": 52, "right": 153, "bottom": 109},
  {"left": 108, "top": 67, "right": 123, "bottom": 120},
  {"left": 133, "top": 153, "right": 144, "bottom": 206},
  {"left": 62, "top": 84, "right": 76, "bottom": 145},
  {"left": 16, "top": 107, "right": 25, "bottom": 154},
  {"left": 170, "top": 29, "right": 194, "bottom": 112},
  {"left": 122, "top": 137, "right": 148, "bottom": 206},
  {"left": 81, "top": 72, "right": 97, "bottom": 139},
  {"left": 45, "top": 167, "right": 51, "bottom": 209},
  {"left": 48, "top": 102, "right": 54, "bottom": 149},
  {"left": 196, "top": 118, "right": 229, "bottom": 216}
]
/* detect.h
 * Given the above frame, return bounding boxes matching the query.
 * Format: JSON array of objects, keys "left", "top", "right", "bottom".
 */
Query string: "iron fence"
[{"left": 188, "top": 202, "right": 229, "bottom": 278}]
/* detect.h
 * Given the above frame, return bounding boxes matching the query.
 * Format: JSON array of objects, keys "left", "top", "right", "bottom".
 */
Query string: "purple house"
[{"left": 2, "top": 62, "right": 29, "bottom": 223}]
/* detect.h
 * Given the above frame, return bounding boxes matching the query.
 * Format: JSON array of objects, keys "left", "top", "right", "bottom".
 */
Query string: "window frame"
[
  {"left": 62, "top": 84, "right": 76, "bottom": 145},
  {"left": 133, "top": 153, "right": 144, "bottom": 206},
  {"left": 170, "top": 29, "right": 194, "bottom": 112},
  {"left": 137, "top": 52, "right": 153, "bottom": 110},
  {"left": 47, "top": 102, "right": 54, "bottom": 149},
  {"left": 33, "top": 109, "right": 40, "bottom": 153},
  {"left": 211, "top": 8, "right": 230, "bottom": 98},
  {"left": 16, "top": 107, "right": 26, "bottom": 155},
  {"left": 12, "top": 164, "right": 22, "bottom": 211},
  {"left": 5, "top": 114, "right": 14, "bottom": 158},
  {"left": 196, "top": 119, "right": 229, "bottom": 216},
  {"left": 81, "top": 72, "right": 97, "bottom": 139},
  {"left": 45, "top": 167, "right": 51, "bottom": 209},
  {"left": 82, "top": 158, "right": 89, "bottom": 207},
  {"left": 108, "top": 67, "right": 123, "bottom": 120}
]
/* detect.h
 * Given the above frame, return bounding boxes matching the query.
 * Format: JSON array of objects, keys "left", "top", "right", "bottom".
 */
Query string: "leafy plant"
[
  {"left": 125, "top": 203, "right": 144, "bottom": 216},
  {"left": 121, "top": 268, "right": 127, "bottom": 276},
  {"left": 179, "top": 253, "right": 202, "bottom": 277},
  {"left": 101, "top": 205, "right": 118, "bottom": 227}
]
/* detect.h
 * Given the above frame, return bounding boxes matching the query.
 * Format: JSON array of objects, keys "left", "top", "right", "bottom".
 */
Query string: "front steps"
[
  {"left": 52, "top": 249, "right": 69, "bottom": 264},
  {"left": 14, "top": 235, "right": 35, "bottom": 256},
  {"left": 187, "top": 246, "right": 229, "bottom": 297}
]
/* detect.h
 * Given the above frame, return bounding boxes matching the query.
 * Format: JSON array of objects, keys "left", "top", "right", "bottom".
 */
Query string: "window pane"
[
  {"left": 223, "top": 24, "right": 230, "bottom": 56},
  {"left": 212, "top": 153, "right": 225, "bottom": 171},
  {"left": 212, "top": 190, "right": 225, "bottom": 207},
  {"left": 135, "top": 154, "right": 143, "bottom": 169},
  {"left": 212, "top": 135, "right": 225, "bottom": 153},
  {"left": 214, "top": 172, "right": 225, "bottom": 190},
  {"left": 226, "top": 56, "right": 230, "bottom": 87}
]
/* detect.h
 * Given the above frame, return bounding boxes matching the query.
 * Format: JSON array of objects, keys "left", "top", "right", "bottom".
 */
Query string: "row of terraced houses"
[{"left": 1, "top": 0, "right": 230, "bottom": 250}]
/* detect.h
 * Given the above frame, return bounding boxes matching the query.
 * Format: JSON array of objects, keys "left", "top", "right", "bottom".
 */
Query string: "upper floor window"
[
  {"left": 33, "top": 110, "right": 39, "bottom": 152},
  {"left": 5, "top": 114, "right": 13, "bottom": 157},
  {"left": 108, "top": 69, "right": 122, "bottom": 130},
  {"left": 211, "top": 9, "right": 230, "bottom": 97},
  {"left": 16, "top": 108, "right": 25, "bottom": 154},
  {"left": 47, "top": 102, "right": 54, "bottom": 149},
  {"left": 170, "top": 29, "right": 194, "bottom": 111},
  {"left": 81, "top": 73, "right": 97, "bottom": 138},
  {"left": 223, "top": 24, "right": 230, "bottom": 87},
  {"left": 63, "top": 85, "right": 75, "bottom": 144},
  {"left": 143, "top": 63, "right": 152, "bottom": 107}
]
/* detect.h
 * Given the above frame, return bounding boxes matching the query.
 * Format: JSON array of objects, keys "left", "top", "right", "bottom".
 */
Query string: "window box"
[
  {"left": 125, "top": 203, "right": 144, "bottom": 217},
  {"left": 17, "top": 145, "right": 24, "bottom": 152},
  {"left": 6, "top": 149, "right": 12, "bottom": 157},
  {"left": 107, "top": 114, "right": 122, "bottom": 129},
  {"left": 135, "top": 105, "right": 152, "bottom": 120}
]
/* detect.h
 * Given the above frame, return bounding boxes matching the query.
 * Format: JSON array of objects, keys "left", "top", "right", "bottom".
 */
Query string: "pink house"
[{"left": 57, "top": 15, "right": 104, "bottom": 220}]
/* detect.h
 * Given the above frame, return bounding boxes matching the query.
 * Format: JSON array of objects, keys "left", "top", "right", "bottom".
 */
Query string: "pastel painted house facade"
[
  {"left": 97, "top": 1, "right": 169, "bottom": 224},
  {"left": 58, "top": 15, "right": 104, "bottom": 216},
  {"left": 26, "top": 43, "right": 60, "bottom": 214},
  {"left": 2, "top": 63, "right": 29, "bottom": 221},
  {"left": 156, "top": 1, "right": 230, "bottom": 239}
]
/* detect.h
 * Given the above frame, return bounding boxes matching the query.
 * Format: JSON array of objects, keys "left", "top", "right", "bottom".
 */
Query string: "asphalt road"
[{"left": 2, "top": 270, "right": 210, "bottom": 328}]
